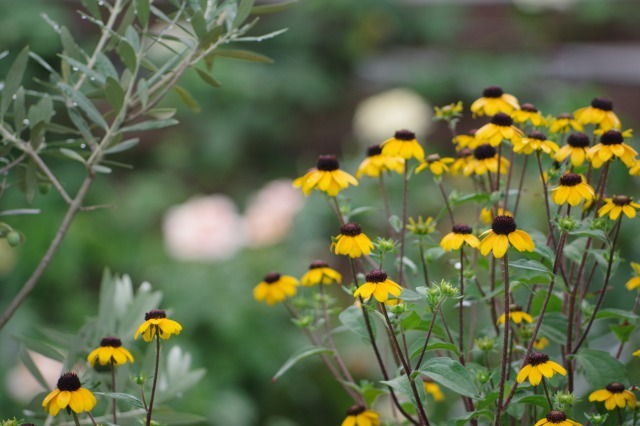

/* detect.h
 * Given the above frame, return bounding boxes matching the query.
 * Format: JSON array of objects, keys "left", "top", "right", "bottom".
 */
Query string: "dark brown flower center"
[
  {"left": 482, "top": 86, "right": 504, "bottom": 98},
  {"left": 491, "top": 215, "right": 516, "bottom": 235},
  {"left": 309, "top": 260, "right": 329, "bottom": 269},
  {"left": 528, "top": 352, "right": 550, "bottom": 366},
  {"left": 458, "top": 148, "right": 472, "bottom": 158},
  {"left": 559, "top": 173, "right": 582, "bottom": 187},
  {"left": 474, "top": 144, "right": 497, "bottom": 160},
  {"left": 591, "top": 97, "right": 613, "bottom": 111},
  {"left": 528, "top": 131, "right": 547, "bottom": 141},
  {"left": 600, "top": 130, "right": 623, "bottom": 146},
  {"left": 546, "top": 411, "right": 567, "bottom": 422},
  {"left": 346, "top": 405, "right": 366, "bottom": 416},
  {"left": 317, "top": 155, "right": 339, "bottom": 171},
  {"left": 366, "top": 144, "right": 383, "bottom": 157},
  {"left": 264, "top": 272, "right": 281, "bottom": 284},
  {"left": 394, "top": 129, "right": 415, "bottom": 141},
  {"left": 100, "top": 337, "right": 122, "bottom": 348},
  {"left": 509, "top": 304, "right": 523, "bottom": 312},
  {"left": 145, "top": 309, "right": 167, "bottom": 320},
  {"left": 340, "top": 222, "right": 362, "bottom": 237},
  {"left": 452, "top": 224, "right": 472, "bottom": 234},
  {"left": 557, "top": 113, "right": 573, "bottom": 120},
  {"left": 57, "top": 372, "right": 81, "bottom": 391},
  {"left": 491, "top": 112, "right": 513, "bottom": 127},
  {"left": 612, "top": 195, "right": 631, "bottom": 206},
  {"left": 521, "top": 103, "right": 538, "bottom": 112},
  {"left": 605, "top": 382, "right": 626, "bottom": 393},
  {"left": 366, "top": 269, "right": 388, "bottom": 283},
  {"left": 567, "top": 133, "right": 589, "bottom": 148}
]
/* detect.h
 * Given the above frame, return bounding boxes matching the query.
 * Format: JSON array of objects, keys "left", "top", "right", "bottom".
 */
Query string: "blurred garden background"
[{"left": 1, "top": 0, "right": 640, "bottom": 424}]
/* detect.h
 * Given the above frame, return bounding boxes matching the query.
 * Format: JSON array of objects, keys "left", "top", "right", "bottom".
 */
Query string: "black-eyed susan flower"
[
  {"left": 588, "top": 382, "right": 637, "bottom": 411},
  {"left": 381, "top": 129, "right": 424, "bottom": 161},
  {"left": 625, "top": 262, "right": 640, "bottom": 291},
  {"left": 598, "top": 195, "right": 640, "bottom": 220},
  {"left": 555, "top": 132, "right": 590, "bottom": 167},
  {"left": 475, "top": 113, "right": 523, "bottom": 146},
  {"left": 42, "top": 372, "right": 97, "bottom": 416},
  {"left": 423, "top": 378, "right": 445, "bottom": 401},
  {"left": 453, "top": 129, "right": 484, "bottom": 150},
  {"left": 551, "top": 173, "right": 595, "bottom": 206},
  {"left": 300, "top": 260, "right": 342, "bottom": 286},
  {"left": 534, "top": 411, "right": 581, "bottom": 426},
  {"left": 353, "top": 269, "right": 402, "bottom": 303},
  {"left": 479, "top": 215, "right": 534, "bottom": 258},
  {"left": 629, "top": 159, "right": 640, "bottom": 176},
  {"left": 253, "top": 272, "right": 298, "bottom": 305},
  {"left": 332, "top": 223, "right": 373, "bottom": 258},
  {"left": 516, "top": 352, "right": 566, "bottom": 386},
  {"left": 513, "top": 131, "right": 559, "bottom": 156},
  {"left": 512, "top": 103, "right": 547, "bottom": 127},
  {"left": 587, "top": 130, "right": 637, "bottom": 168},
  {"left": 634, "top": 348, "right": 640, "bottom": 357},
  {"left": 416, "top": 153, "right": 454, "bottom": 176},
  {"left": 356, "top": 144, "right": 404, "bottom": 178},
  {"left": 497, "top": 305, "right": 533, "bottom": 325},
  {"left": 134, "top": 310, "right": 183, "bottom": 341},
  {"left": 479, "top": 207, "right": 512, "bottom": 225},
  {"left": 406, "top": 216, "right": 436, "bottom": 236},
  {"left": 549, "top": 113, "right": 583, "bottom": 134},
  {"left": 293, "top": 155, "right": 358, "bottom": 196},
  {"left": 440, "top": 224, "right": 479, "bottom": 252},
  {"left": 341, "top": 405, "right": 380, "bottom": 426},
  {"left": 470, "top": 86, "right": 519, "bottom": 117},
  {"left": 450, "top": 148, "right": 473, "bottom": 175},
  {"left": 87, "top": 337, "right": 134, "bottom": 366},
  {"left": 534, "top": 337, "right": 550, "bottom": 350},
  {"left": 574, "top": 97, "right": 621, "bottom": 131},
  {"left": 463, "top": 144, "right": 509, "bottom": 176}
]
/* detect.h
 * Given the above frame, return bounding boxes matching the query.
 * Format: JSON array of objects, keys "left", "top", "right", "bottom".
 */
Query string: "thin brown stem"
[
  {"left": 398, "top": 163, "right": 409, "bottom": 286},
  {"left": 146, "top": 335, "right": 161, "bottom": 426},
  {"left": 437, "top": 179, "right": 455, "bottom": 226}
]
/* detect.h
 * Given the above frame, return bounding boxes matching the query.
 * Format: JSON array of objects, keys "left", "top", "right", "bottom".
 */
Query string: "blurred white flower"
[
  {"left": 163, "top": 195, "right": 244, "bottom": 262},
  {"left": 353, "top": 88, "right": 432, "bottom": 147},
  {"left": 6, "top": 351, "right": 62, "bottom": 403},
  {"left": 243, "top": 179, "right": 305, "bottom": 248}
]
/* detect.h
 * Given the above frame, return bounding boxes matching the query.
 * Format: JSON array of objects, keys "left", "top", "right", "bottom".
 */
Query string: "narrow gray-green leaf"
[
  {"left": 59, "top": 54, "right": 105, "bottom": 84},
  {"left": 195, "top": 68, "right": 221, "bottom": 88},
  {"left": 418, "top": 357, "right": 479, "bottom": 398},
  {"left": 60, "top": 147, "right": 86, "bottom": 164},
  {"left": 137, "top": 78, "right": 149, "bottom": 109},
  {"left": 272, "top": 346, "right": 333, "bottom": 382},
  {"left": 173, "top": 86, "right": 201, "bottom": 112},
  {"left": 1, "top": 46, "right": 30, "bottom": 117},
  {"left": 147, "top": 108, "right": 177, "bottom": 120},
  {"left": 134, "top": 0, "right": 150, "bottom": 27},
  {"left": 118, "top": 39, "right": 137, "bottom": 72},
  {"left": 91, "top": 164, "right": 112, "bottom": 174},
  {"left": 67, "top": 107, "right": 96, "bottom": 145},
  {"left": 211, "top": 49, "right": 274, "bottom": 63},
  {"left": 58, "top": 82, "right": 108, "bottom": 129},
  {"left": 234, "top": 0, "right": 256, "bottom": 26},
  {"left": 28, "top": 95, "right": 54, "bottom": 127},
  {"left": 105, "top": 76, "right": 125, "bottom": 113},
  {"left": 105, "top": 138, "right": 139, "bottom": 154},
  {"left": 20, "top": 350, "right": 50, "bottom": 390},
  {"left": 13, "top": 87, "right": 25, "bottom": 133},
  {"left": 121, "top": 118, "right": 178, "bottom": 133},
  {"left": 251, "top": 0, "right": 297, "bottom": 15},
  {"left": 13, "top": 334, "right": 64, "bottom": 362},
  {"left": 60, "top": 26, "right": 84, "bottom": 61}
]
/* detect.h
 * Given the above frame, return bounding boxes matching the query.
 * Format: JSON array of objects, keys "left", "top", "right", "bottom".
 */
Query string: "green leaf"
[
  {"left": 195, "top": 68, "right": 222, "bottom": 88},
  {"left": 135, "top": 0, "right": 151, "bottom": 27},
  {"left": 94, "top": 392, "right": 145, "bottom": 409},
  {"left": 105, "top": 76, "right": 125, "bottom": 113},
  {"left": 67, "top": 107, "right": 96, "bottom": 146},
  {"left": 13, "top": 335, "right": 64, "bottom": 362},
  {"left": 81, "top": 0, "right": 101, "bottom": 19},
  {"left": 91, "top": 164, "right": 112, "bottom": 174},
  {"left": 200, "top": 26, "right": 224, "bottom": 51},
  {"left": 58, "top": 82, "right": 108, "bottom": 129},
  {"left": 137, "top": 78, "right": 149, "bottom": 109},
  {"left": 510, "top": 393, "right": 550, "bottom": 409},
  {"left": 121, "top": 118, "right": 178, "bottom": 133},
  {"left": 147, "top": 108, "right": 177, "bottom": 120},
  {"left": 104, "top": 138, "right": 139, "bottom": 154},
  {"left": 418, "top": 357, "right": 479, "bottom": 398},
  {"left": 190, "top": 11, "right": 208, "bottom": 40},
  {"left": 59, "top": 54, "right": 105, "bottom": 84},
  {"left": 380, "top": 375, "right": 426, "bottom": 406},
  {"left": 59, "top": 26, "right": 83, "bottom": 61},
  {"left": 446, "top": 410, "right": 494, "bottom": 426},
  {"left": 251, "top": 0, "right": 297, "bottom": 15},
  {"left": 211, "top": 49, "right": 274, "bottom": 63},
  {"left": 449, "top": 191, "right": 491, "bottom": 207},
  {"left": 409, "top": 338, "right": 459, "bottom": 360},
  {"left": 124, "top": 27, "right": 140, "bottom": 51},
  {"left": 173, "top": 86, "right": 201, "bottom": 112},
  {"left": 28, "top": 95, "right": 54, "bottom": 127},
  {"left": 234, "top": 0, "right": 256, "bottom": 26},
  {"left": 1, "top": 46, "right": 29, "bottom": 118},
  {"left": 538, "top": 312, "right": 568, "bottom": 344},
  {"left": 20, "top": 350, "right": 50, "bottom": 390},
  {"left": 13, "top": 87, "right": 25, "bottom": 133},
  {"left": 271, "top": 346, "right": 333, "bottom": 382},
  {"left": 401, "top": 311, "right": 423, "bottom": 331},
  {"left": 595, "top": 308, "right": 639, "bottom": 321},
  {"left": 389, "top": 215, "right": 402, "bottom": 233},
  {"left": 118, "top": 40, "right": 137, "bottom": 72},
  {"left": 60, "top": 148, "right": 86, "bottom": 164},
  {"left": 574, "top": 349, "right": 628, "bottom": 388},
  {"left": 610, "top": 323, "right": 635, "bottom": 343},
  {"left": 568, "top": 227, "right": 608, "bottom": 242},
  {"left": 339, "top": 305, "right": 375, "bottom": 342},
  {"left": 508, "top": 259, "right": 552, "bottom": 276}
]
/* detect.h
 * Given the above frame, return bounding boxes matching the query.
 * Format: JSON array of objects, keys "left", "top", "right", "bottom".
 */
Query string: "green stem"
[
  {"left": 146, "top": 334, "right": 161, "bottom": 426},
  {"left": 72, "top": 412, "right": 81, "bottom": 426}
]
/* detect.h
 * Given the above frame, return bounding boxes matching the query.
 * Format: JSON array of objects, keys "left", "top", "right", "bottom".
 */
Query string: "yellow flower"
[
  {"left": 293, "top": 155, "right": 358, "bottom": 196},
  {"left": 470, "top": 86, "right": 520, "bottom": 117},
  {"left": 381, "top": 129, "right": 424, "bottom": 161},
  {"left": 356, "top": 144, "right": 404, "bottom": 178},
  {"left": 463, "top": 144, "right": 509, "bottom": 176},
  {"left": 453, "top": 129, "right": 485, "bottom": 150},
  {"left": 416, "top": 153, "right": 455, "bottom": 176},
  {"left": 475, "top": 113, "right": 523, "bottom": 146},
  {"left": 87, "top": 337, "right": 134, "bottom": 366},
  {"left": 134, "top": 310, "right": 183, "bottom": 341},
  {"left": 513, "top": 131, "right": 559, "bottom": 156},
  {"left": 512, "top": 103, "right": 547, "bottom": 127},
  {"left": 332, "top": 223, "right": 374, "bottom": 258},
  {"left": 450, "top": 148, "right": 473, "bottom": 175},
  {"left": 480, "top": 215, "right": 534, "bottom": 258},
  {"left": 354, "top": 269, "right": 402, "bottom": 303},
  {"left": 341, "top": 405, "right": 380, "bottom": 426},
  {"left": 586, "top": 130, "right": 637, "bottom": 168},
  {"left": 598, "top": 195, "right": 640, "bottom": 220},
  {"left": 497, "top": 305, "right": 534, "bottom": 325},
  {"left": 588, "top": 382, "right": 637, "bottom": 411},
  {"left": 407, "top": 216, "right": 436, "bottom": 236},
  {"left": 440, "top": 224, "right": 480, "bottom": 251},
  {"left": 300, "top": 261, "right": 342, "bottom": 286},
  {"left": 534, "top": 411, "right": 581, "bottom": 426},
  {"left": 625, "top": 262, "right": 640, "bottom": 291},
  {"left": 42, "top": 372, "right": 97, "bottom": 416},
  {"left": 423, "top": 379, "right": 445, "bottom": 401},
  {"left": 555, "top": 132, "right": 590, "bottom": 167},
  {"left": 551, "top": 173, "right": 595, "bottom": 206},
  {"left": 516, "top": 352, "right": 567, "bottom": 386},
  {"left": 253, "top": 272, "right": 298, "bottom": 305},
  {"left": 534, "top": 337, "right": 550, "bottom": 350},
  {"left": 574, "top": 97, "right": 621, "bottom": 131},
  {"left": 434, "top": 101, "right": 463, "bottom": 121},
  {"left": 549, "top": 113, "right": 583, "bottom": 134},
  {"left": 480, "top": 207, "right": 511, "bottom": 225},
  {"left": 634, "top": 348, "right": 640, "bottom": 357}
]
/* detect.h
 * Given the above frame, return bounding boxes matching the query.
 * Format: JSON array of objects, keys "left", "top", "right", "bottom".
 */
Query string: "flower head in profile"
[
  {"left": 453, "top": 129, "right": 484, "bottom": 150},
  {"left": 587, "top": 130, "right": 637, "bottom": 168},
  {"left": 450, "top": 148, "right": 473, "bottom": 175},
  {"left": 625, "top": 262, "right": 640, "bottom": 291},
  {"left": 574, "top": 97, "right": 621, "bottom": 131},
  {"left": 354, "top": 269, "right": 402, "bottom": 303},
  {"left": 497, "top": 305, "right": 533, "bottom": 325},
  {"left": 416, "top": 153, "right": 455, "bottom": 176},
  {"left": 480, "top": 215, "right": 534, "bottom": 258},
  {"left": 134, "top": 309, "right": 183, "bottom": 341},
  {"left": 381, "top": 129, "right": 424, "bottom": 161},
  {"left": 555, "top": 132, "right": 591, "bottom": 167},
  {"left": 549, "top": 113, "right": 583, "bottom": 134},
  {"left": 341, "top": 405, "right": 380, "bottom": 426},
  {"left": 534, "top": 337, "right": 550, "bottom": 350},
  {"left": 634, "top": 348, "right": 640, "bottom": 357},
  {"left": 42, "top": 372, "right": 97, "bottom": 416},
  {"left": 534, "top": 411, "right": 581, "bottom": 426},
  {"left": 434, "top": 101, "right": 463, "bottom": 121},
  {"left": 516, "top": 352, "right": 567, "bottom": 386},
  {"left": 463, "top": 144, "right": 509, "bottom": 176},
  {"left": 293, "top": 155, "right": 358, "bottom": 196},
  {"left": 300, "top": 261, "right": 342, "bottom": 286},
  {"left": 475, "top": 113, "right": 523, "bottom": 146},
  {"left": 588, "top": 382, "right": 637, "bottom": 411},
  {"left": 551, "top": 173, "right": 595, "bottom": 206},
  {"left": 512, "top": 103, "right": 547, "bottom": 127},
  {"left": 513, "top": 131, "right": 559, "bottom": 156},
  {"left": 470, "top": 86, "right": 519, "bottom": 117},
  {"left": 406, "top": 216, "right": 436, "bottom": 236},
  {"left": 423, "top": 377, "right": 445, "bottom": 401},
  {"left": 253, "top": 272, "right": 298, "bottom": 305},
  {"left": 356, "top": 144, "right": 404, "bottom": 178},
  {"left": 479, "top": 207, "right": 512, "bottom": 225},
  {"left": 598, "top": 195, "right": 640, "bottom": 220},
  {"left": 87, "top": 337, "right": 134, "bottom": 366},
  {"left": 331, "top": 223, "right": 374, "bottom": 258},
  {"left": 440, "top": 224, "right": 479, "bottom": 252}
]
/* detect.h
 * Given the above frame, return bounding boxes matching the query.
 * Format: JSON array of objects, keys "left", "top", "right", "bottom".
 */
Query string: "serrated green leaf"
[
  {"left": 135, "top": 0, "right": 150, "bottom": 27},
  {"left": 380, "top": 375, "right": 426, "bottom": 406},
  {"left": 339, "top": 305, "right": 375, "bottom": 342},
  {"left": 418, "top": 357, "right": 479, "bottom": 398},
  {"left": 574, "top": 349, "right": 627, "bottom": 388},
  {"left": 118, "top": 40, "right": 137, "bottom": 72},
  {"left": 195, "top": 68, "right": 221, "bottom": 88},
  {"left": 251, "top": 0, "right": 297, "bottom": 15},
  {"left": 105, "top": 76, "right": 125, "bottom": 113},
  {"left": 211, "top": 49, "right": 273, "bottom": 63},
  {"left": 60, "top": 148, "right": 86, "bottom": 164},
  {"left": 1, "top": 46, "right": 29, "bottom": 118},
  {"left": 410, "top": 339, "right": 459, "bottom": 360},
  {"left": 94, "top": 392, "right": 145, "bottom": 409},
  {"left": 121, "top": 118, "right": 178, "bottom": 133},
  {"left": 596, "top": 308, "right": 639, "bottom": 321},
  {"left": 58, "top": 82, "right": 108, "bottom": 129},
  {"left": 272, "top": 346, "right": 333, "bottom": 382},
  {"left": 401, "top": 311, "right": 422, "bottom": 331},
  {"left": 173, "top": 86, "right": 201, "bottom": 112}
]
